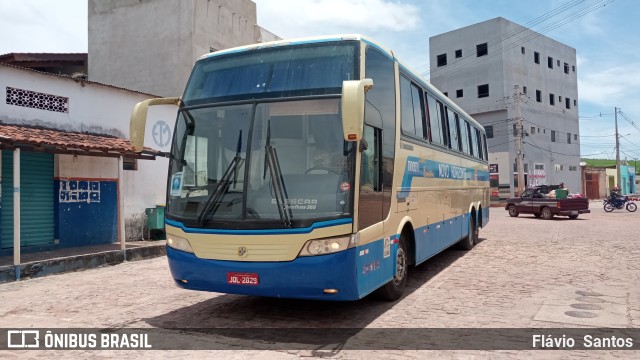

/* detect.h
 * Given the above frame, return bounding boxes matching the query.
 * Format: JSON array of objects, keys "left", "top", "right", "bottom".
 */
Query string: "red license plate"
[{"left": 227, "top": 272, "right": 259, "bottom": 286}]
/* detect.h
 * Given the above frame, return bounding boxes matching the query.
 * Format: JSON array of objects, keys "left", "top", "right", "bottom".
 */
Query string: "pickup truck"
[{"left": 505, "top": 186, "right": 591, "bottom": 220}]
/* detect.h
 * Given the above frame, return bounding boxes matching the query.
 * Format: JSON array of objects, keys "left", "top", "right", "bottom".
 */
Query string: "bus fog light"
[
  {"left": 167, "top": 235, "right": 194, "bottom": 253},
  {"left": 299, "top": 236, "right": 351, "bottom": 256}
]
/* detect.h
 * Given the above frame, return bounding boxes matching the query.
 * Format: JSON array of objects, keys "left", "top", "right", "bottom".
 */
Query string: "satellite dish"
[{"left": 579, "top": 162, "right": 587, "bottom": 167}]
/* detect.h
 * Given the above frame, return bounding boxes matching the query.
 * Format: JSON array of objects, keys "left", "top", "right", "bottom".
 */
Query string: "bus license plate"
[{"left": 227, "top": 272, "right": 259, "bottom": 286}]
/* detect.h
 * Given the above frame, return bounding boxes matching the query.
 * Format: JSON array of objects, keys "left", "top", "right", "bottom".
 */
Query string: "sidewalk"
[{"left": 0, "top": 240, "right": 166, "bottom": 283}]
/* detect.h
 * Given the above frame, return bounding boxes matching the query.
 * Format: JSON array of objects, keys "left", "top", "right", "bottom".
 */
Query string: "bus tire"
[
  {"left": 375, "top": 236, "right": 408, "bottom": 301},
  {"left": 458, "top": 216, "right": 477, "bottom": 250}
]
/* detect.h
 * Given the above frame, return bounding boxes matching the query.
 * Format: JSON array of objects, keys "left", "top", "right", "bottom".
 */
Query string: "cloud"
[
  {"left": 579, "top": 62, "right": 640, "bottom": 106},
  {"left": 254, "top": 0, "right": 421, "bottom": 38}
]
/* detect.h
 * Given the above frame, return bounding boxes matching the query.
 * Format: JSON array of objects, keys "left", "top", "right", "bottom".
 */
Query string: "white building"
[
  {"left": 429, "top": 17, "right": 581, "bottom": 198},
  {"left": 0, "top": 62, "right": 176, "bottom": 253},
  {"left": 0, "top": 0, "right": 280, "bottom": 259}
]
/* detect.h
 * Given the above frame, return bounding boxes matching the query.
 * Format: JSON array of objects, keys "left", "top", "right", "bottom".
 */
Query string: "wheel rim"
[
  {"left": 392, "top": 247, "right": 406, "bottom": 285},
  {"left": 628, "top": 203, "right": 637, "bottom": 212},
  {"left": 604, "top": 203, "right": 614, "bottom": 212},
  {"left": 509, "top": 206, "right": 516, "bottom": 215},
  {"left": 543, "top": 208, "right": 550, "bottom": 217}
]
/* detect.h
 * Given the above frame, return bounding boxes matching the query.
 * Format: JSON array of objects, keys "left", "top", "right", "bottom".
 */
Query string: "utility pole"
[
  {"left": 514, "top": 85, "right": 525, "bottom": 195},
  {"left": 615, "top": 107, "right": 621, "bottom": 188}
]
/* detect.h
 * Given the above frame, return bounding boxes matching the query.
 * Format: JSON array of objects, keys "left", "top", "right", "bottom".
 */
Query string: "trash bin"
[
  {"left": 555, "top": 189, "right": 568, "bottom": 200},
  {"left": 145, "top": 206, "right": 166, "bottom": 240}
]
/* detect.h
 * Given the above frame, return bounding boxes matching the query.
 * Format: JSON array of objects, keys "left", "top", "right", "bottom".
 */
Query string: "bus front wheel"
[{"left": 375, "top": 236, "right": 408, "bottom": 301}]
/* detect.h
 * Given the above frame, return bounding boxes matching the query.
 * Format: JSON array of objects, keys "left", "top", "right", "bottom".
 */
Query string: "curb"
[{"left": 0, "top": 244, "right": 166, "bottom": 284}]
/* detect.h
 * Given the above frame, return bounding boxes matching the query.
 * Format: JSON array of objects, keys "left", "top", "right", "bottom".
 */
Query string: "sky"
[{"left": 0, "top": 0, "right": 638, "bottom": 162}]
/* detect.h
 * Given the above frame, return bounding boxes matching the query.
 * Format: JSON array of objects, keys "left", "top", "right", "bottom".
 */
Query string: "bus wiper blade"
[
  {"left": 196, "top": 130, "right": 244, "bottom": 226},
  {"left": 263, "top": 120, "right": 292, "bottom": 228}
]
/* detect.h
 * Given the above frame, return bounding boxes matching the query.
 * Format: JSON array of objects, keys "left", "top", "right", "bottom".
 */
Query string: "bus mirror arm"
[
  {"left": 130, "top": 97, "right": 181, "bottom": 152},
  {"left": 341, "top": 79, "right": 373, "bottom": 142}
]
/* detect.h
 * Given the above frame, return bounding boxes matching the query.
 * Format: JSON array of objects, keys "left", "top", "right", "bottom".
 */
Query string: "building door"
[
  {"left": 1, "top": 151, "right": 54, "bottom": 251},
  {"left": 585, "top": 172, "right": 600, "bottom": 199}
]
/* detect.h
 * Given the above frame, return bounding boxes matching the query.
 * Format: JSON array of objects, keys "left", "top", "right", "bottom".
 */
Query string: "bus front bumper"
[{"left": 166, "top": 246, "right": 360, "bottom": 301}]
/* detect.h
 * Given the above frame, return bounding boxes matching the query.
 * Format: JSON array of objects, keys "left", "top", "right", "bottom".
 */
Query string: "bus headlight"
[
  {"left": 167, "top": 234, "right": 194, "bottom": 253},
  {"left": 299, "top": 234, "right": 357, "bottom": 256}
]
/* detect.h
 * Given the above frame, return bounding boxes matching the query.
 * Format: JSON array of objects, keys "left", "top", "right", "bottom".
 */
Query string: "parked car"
[{"left": 505, "top": 186, "right": 590, "bottom": 220}]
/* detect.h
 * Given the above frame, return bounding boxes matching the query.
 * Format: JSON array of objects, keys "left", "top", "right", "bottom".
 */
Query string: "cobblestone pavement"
[{"left": 1, "top": 201, "right": 639, "bottom": 359}]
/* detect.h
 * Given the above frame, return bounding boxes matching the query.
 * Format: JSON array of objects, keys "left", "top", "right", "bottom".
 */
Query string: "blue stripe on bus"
[
  {"left": 398, "top": 156, "right": 490, "bottom": 198},
  {"left": 165, "top": 218, "right": 353, "bottom": 235},
  {"left": 167, "top": 245, "right": 360, "bottom": 301}
]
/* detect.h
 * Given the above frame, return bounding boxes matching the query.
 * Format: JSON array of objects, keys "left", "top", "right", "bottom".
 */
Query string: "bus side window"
[
  {"left": 459, "top": 117, "right": 470, "bottom": 155},
  {"left": 471, "top": 126, "right": 480, "bottom": 159},
  {"left": 446, "top": 107, "right": 460, "bottom": 152},
  {"left": 425, "top": 93, "right": 442, "bottom": 146},
  {"left": 482, "top": 133, "right": 489, "bottom": 161},
  {"left": 436, "top": 100, "right": 449, "bottom": 148}
]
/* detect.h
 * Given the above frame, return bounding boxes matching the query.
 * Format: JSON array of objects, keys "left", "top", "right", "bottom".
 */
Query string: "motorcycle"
[{"left": 603, "top": 196, "right": 637, "bottom": 212}]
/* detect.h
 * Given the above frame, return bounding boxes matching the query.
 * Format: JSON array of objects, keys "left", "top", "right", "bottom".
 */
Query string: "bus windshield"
[
  {"left": 167, "top": 99, "right": 355, "bottom": 229},
  {"left": 183, "top": 42, "right": 357, "bottom": 105}
]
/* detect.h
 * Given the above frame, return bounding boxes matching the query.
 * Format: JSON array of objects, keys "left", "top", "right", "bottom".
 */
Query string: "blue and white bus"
[{"left": 130, "top": 35, "right": 490, "bottom": 301}]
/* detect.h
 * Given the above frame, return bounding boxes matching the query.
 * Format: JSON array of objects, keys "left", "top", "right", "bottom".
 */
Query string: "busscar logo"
[{"left": 8, "top": 330, "right": 40, "bottom": 348}]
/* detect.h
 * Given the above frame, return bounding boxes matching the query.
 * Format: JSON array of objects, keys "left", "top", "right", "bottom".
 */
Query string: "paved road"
[{"left": 1, "top": 201, "right": 639, "bottom": 359}]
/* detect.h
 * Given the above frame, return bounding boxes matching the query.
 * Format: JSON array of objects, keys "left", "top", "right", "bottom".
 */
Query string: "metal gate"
[{"left": 1, "top": 151, "right": 54, "bottom": 250}]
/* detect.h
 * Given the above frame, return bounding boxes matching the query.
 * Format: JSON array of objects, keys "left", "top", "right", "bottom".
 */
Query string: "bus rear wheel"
[
  {"left": 458, "top": 217, "right": 477, "bottom": 250},
  {"left": 376, "top": 236, "right": 408, "bottom": 301}
]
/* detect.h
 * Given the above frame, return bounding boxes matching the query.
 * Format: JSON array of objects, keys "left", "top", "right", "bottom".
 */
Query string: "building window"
[
  {"left": 531, "top": 126, "right": 536, "bottom": 135},
  {"left": 564, "top": 62, "right": 570, "bottom": 74},
  {"left": 523, "top": 86, "right": 527, "bottom": 94},
  {"left": 513, "top": 124, "right": 517, "bottom": 136},
  {"left": 566, "top": 98, "right": 571, "bottom": 109},
  {"left": 535, "top": 163, "right": 545, "bottom": 170},
  {"left": 551, "top": 130, "right": 556, "bottom": 142},
  {"left": 569, "top": 166, "right": 578, "bottom": 171},
  {"left": 437, "top": 53, "right": 447, "bottom": 67},
  {"left": 123, "top": 158, "right": 138, "bottom": 171},
  {"left": 549, "top": 93, "right": 555, "bottom": 105},
  {"left": 534, "top": 52, "right": 540, "bottom": 64},
  {"left": 559, "top": 95, "right": 562, "bottom": 102},
  {"left": 477, "top": 84, "right": 489, "bottom": 98},
  {"left": 574, "top": 134, "right": 577, "bottom": 141},
  {"left": 443, "top": 92, "right": 449, "bottom": 97},
  {"left": 6, "top": 86, "right": 69, "bottom": 113},
  {"left": 476, "top": 43, "right": 488, "bottom": 57},
  {"left": 548, "top": 56, "right": 554, "bottom": 69},
  {"left": 521, "top": 46, "right": 525, "bottom": 54},
  {"left": 567, "top": 133, "right": 571, "bottom": 144},
  {"left": 572, "top": 65, "right": 576, "bottom": 72},
  {"left": 455, "top": 49, "right": 462, "bottom": 58},
  {"left": 574, "top": 99, "right": 577, "bottom": 107},
  {"left": 486, "top": 125, "right": 494, "bottom": 138},
  {"left": 536, "top": 90, "right": 541, "bottom": 102},
  {"left": 456, "top": 89, "right": 463, "bottom": 98},
  {"left": 557, "top": 59, "right": 560, "bottom": 67}
]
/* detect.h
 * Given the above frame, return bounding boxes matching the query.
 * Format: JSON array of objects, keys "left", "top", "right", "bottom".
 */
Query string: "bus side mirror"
[
  {"left": 130, "top": 97, "right": 181, "bottom": 152},
  {"left": 341, "top": 79, "right": 373, "bottom": 142}
]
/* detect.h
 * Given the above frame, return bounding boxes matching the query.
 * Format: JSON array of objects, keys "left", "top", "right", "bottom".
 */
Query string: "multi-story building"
[{"left": 429, "top": 17, "right": 581, "bottom": 198}]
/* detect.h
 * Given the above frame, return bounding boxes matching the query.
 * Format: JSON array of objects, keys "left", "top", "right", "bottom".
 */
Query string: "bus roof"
[{"left": 199, "top": 34, "right": 483, "bottom": 131}]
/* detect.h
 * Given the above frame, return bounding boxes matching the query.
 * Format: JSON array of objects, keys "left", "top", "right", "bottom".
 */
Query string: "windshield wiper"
[
  {"left": 196, "top": 130, "right": 244, "bottom": 226},
  {"left": 263, "top": 120, "right": 292, "bottom": 228}
]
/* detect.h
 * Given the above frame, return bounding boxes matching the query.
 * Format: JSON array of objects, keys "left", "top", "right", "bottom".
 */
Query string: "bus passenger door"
[{"left": 358, "top": 125, "right": 383, "bottom": 230}]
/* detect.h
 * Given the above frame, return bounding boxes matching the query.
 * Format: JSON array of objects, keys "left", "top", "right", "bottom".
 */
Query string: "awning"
[{"left": 0, "top": 123, "right": 163, "bottom": 160}]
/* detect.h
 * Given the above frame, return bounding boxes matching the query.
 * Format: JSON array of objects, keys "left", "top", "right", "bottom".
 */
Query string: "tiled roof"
[{"left": 0, "top": 123, "right": 162, "bottom": 159}]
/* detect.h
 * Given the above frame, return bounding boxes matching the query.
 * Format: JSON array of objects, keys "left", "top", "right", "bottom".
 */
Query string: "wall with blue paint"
[{"left": 54, "top": 179, "right": 118, "bottom": 246}]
